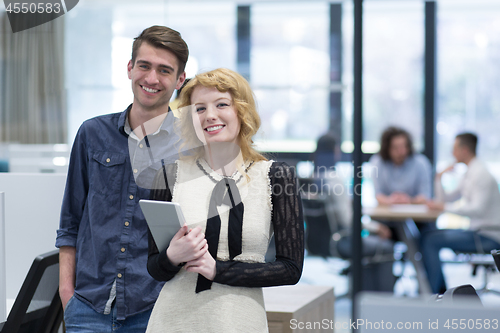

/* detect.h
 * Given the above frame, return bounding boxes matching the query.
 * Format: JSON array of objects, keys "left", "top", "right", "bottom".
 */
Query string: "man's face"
[
  {"left": 127, "top": 42, "right": 186, "bottom": 112},
  {"left": 389, "top": 135, "right": 409, "bottom": 165},
  {"left": 452, "top": 138, "right": 464, "bottom": 163}
]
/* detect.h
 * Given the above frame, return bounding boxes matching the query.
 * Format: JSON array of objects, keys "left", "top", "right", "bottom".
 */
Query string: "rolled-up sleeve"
[{"left": 56, "top": 124, "right": 89, "bottom": 248}]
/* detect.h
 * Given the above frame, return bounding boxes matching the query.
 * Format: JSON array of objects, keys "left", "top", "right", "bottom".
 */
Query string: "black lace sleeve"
[
  {"left": 146, "top": 163, "right": 182, "bottom": 281},
  {"left": 213, "top": 161, "right": 304, "bottom": 287}
]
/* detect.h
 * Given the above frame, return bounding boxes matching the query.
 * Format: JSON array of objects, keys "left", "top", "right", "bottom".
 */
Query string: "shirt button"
[
  {"left": 129, "top": 195, "right": 134, "bottom": 200},
  {"left": 121, "top": 248, "right": 126, "bottom": 253},
  {"left": 124, "top": 221, "right": 130, "bottom": 227},
  {"left": 139, "top": 144, "right": 144, "bottom": 148},
  {"left": 106, "top": 158, "right": 110, "bottom": 163},
  {"left": 117, "top": 273, "right": 122, "bottom": 278},
  {"left": 133, "top": 169, "right": 138, "bottom": 174}
]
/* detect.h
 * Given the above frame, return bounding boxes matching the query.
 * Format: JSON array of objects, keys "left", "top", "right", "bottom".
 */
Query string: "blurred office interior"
[{"left": 1, "top": 0, "right": 500, "bottom": 175}]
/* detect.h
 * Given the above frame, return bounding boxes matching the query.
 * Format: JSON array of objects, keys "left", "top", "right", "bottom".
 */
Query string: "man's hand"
[
  {"left": 436, "top": 164, "right": 455, "bottom": 180},
  {"left": 377, "top": 193, "right": 411, "bottom": 205},
  {"left": 60, "top": 288, "right": 74, "bottom": 311},
  {"left": 411, "top": 194, "right": 428, "bottom": 204},
  {"left": 389, "top": 192, "right": 411, "bottom": 204},
  {"left": 59, "top": 246, "right": 76, "bottom": 310},
  {"left": 166, "top": 225, "right": 208, "bottom": 266},
  {"left": 426, "top": 200, "right": 444, "bottom": 211}
]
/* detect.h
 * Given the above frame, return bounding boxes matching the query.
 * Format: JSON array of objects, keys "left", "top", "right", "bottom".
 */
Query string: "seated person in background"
[
  {"left": 370, "top": 126, "right": 432, "bottom": 205},
  {"left": 369, "top": 126, "right": 435, "bottom": 240},
  {"left": 314, "top": 133, "right": 395, "bottom": 292},
  {"left": 423, "top": 132, "right": 500, "bottom": 294}
]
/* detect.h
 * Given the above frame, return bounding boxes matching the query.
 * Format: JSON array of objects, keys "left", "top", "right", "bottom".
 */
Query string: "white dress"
[{"left": 146, "top": 159, "right": 274, "bottom": 333}]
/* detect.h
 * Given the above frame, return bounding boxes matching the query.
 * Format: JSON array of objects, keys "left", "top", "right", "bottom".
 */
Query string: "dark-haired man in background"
[
  {"left": 423, "top": 133, "right": 500, "bottom": 294},
  {"left": 56, "top": 26, "right": 188, "bottom": 332}
]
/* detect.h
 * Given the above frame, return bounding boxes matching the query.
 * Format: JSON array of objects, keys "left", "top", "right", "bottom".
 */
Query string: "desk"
[
  {"left": 363, "top": 205, "right": 442, "bottom": 294},
  {"left": 264, "top": 285, "right": 334, "bottom": 333},
  {"left": 363, "top": 205, "right": 442, "bottom": 222}
]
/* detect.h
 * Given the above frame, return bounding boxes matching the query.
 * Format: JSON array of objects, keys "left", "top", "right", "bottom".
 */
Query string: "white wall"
[
  {"left": 0, "top": 192, "right": 6, "bottom": 322},
  {"left": 0, "top": 174, "right": 66, "bottom": 317}
]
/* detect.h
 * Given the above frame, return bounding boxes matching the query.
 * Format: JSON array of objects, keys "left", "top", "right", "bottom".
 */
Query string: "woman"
[
  {"left": 146, "top": 68, "right": 304, "bottom": 332},
  {"left": 368, "top": 126, "right": 435, "bottom": 242},
  {"left": 369, "top": 126, "right": 432, "bottom": 205}
]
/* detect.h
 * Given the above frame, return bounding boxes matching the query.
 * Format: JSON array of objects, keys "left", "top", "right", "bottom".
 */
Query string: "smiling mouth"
[
  {"left": 205, "top": 125, "right": 225, "bottom": 132},
  {"left": 141, "top": 85, "right": 159, "bottom": 93}
]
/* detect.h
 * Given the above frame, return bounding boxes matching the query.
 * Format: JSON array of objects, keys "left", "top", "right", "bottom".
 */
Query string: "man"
[
  {"left": 56, "top": 26, "right": 188, "bottom": 332},
  {"left": 423, "top": 133, "right": 500, "bottom": 294},
  {"left": 369, "top": 126, "right": 434, "bottom": 240}
]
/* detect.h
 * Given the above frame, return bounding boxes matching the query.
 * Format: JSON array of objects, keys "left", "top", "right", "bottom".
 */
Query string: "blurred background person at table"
[
  {"left": 369, "top": 126, "right": 435, "bottom": 240},
  {"left": 370, "top": 126, "right": 432, "bottom": 205},
  {"left": 423, "top": 132, "right": 500, "bottom": 294},
  {"left": 313, "top": 133, "right": 396, "bottom": 291}
]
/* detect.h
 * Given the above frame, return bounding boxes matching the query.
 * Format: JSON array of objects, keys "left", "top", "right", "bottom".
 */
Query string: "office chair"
[
  {"left": 302, "top": 194, "right": 397, "bottom": 293},
  {"left": 0, "top": 249, "right": 63, "bottom": 333},
  {"left": 429, "top": 284, "right": 483, "bottom": 306},
  {"left": 451, "top": 231, "right": 500, "bottom": 296},
  {"left": 302, "top": 195, "right": 334, "bottom": 258}
]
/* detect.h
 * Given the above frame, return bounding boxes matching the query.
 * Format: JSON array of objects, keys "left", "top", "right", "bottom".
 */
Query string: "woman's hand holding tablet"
[
  {"left": 139, "top": 200, "right": 186, "bottom": 252},
  {"left": 166, "top": 225, "right": 208, "bottom": 266}
]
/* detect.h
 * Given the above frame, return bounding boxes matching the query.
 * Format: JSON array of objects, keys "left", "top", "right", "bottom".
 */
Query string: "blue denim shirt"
[{"left": 56, "top": 105, "right": 177, "bottom": 320}]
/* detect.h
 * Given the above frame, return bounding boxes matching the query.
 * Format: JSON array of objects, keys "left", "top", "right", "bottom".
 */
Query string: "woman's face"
[
  {"left": 389, "top": 135, "right": 409, "bottom": 165},
  {"left": 190, "top": 85, "right": 241, "bottom": 146}
]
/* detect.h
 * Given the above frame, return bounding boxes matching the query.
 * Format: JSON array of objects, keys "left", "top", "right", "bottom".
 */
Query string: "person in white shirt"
[{"left": 422, "top": 133, "right": 500, "bottom": 294}]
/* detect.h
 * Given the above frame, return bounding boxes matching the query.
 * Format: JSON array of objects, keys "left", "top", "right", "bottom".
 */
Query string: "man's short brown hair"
[
  {"left": 131, "top": 26, "right": 189, "bottom": 76},
  {"left": 456, "top": 132, "right": 477, "bottom": 155}
]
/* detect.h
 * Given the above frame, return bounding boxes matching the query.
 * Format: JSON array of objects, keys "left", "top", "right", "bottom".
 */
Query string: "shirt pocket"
[{"left": 90, "top": 151, "right": 127, "bottom": 196}]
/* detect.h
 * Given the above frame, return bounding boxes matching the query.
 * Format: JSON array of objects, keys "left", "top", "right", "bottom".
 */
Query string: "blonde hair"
[{"left": 177, "top": 68, "right": 267, "bottom": 166}]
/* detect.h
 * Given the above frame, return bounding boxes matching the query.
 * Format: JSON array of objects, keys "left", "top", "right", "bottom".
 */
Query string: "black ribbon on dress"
[{"left": 195, "top": 178, "right": 244, "bottom": 293}]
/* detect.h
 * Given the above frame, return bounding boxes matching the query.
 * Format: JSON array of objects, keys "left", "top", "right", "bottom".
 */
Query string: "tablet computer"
[{"left": 139, "top": 199, "right": 186, "bottom": 251}]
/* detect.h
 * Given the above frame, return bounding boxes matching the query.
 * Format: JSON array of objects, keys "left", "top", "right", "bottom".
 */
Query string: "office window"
[
  {"left": 437, "top": 0, "right": 500, "bottom": 179},
  {"left": 65, "top": 1, "right": 235, "bottom": 144},
  {"left": 251, "top": 2, "right": 330, "bottom": 152},
  {"left": 342, "top": 1, "right": 424, "bottom": 153},
  {"left": 162, "top": 2, "right": 236, "bottom": 74}
]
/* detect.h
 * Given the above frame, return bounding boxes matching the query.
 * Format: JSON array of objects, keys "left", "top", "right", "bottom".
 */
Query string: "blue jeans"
[
  {"left": 420, "top": 229, "right": 500, "bottom": 294},
  {"left": 64, "top": 296, "right": 153, "bottom": 333}
]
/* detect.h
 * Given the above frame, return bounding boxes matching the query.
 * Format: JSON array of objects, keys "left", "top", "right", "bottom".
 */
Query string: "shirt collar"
[
  {"left": 394, "top": 154, "right": 414, "bottom": 168},
  {"left": 120, "top": 104, "right": 174, "bottom": 140},
  {"left": 466, "top": 157, "right": 479, "bottom": 172},
  {"left": 118, "top": 104, "right": 132, "bottom": 136}
]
